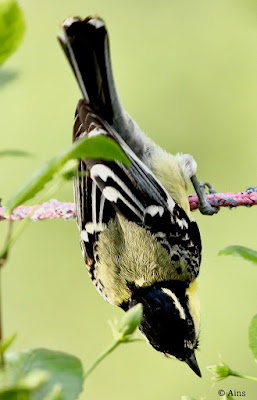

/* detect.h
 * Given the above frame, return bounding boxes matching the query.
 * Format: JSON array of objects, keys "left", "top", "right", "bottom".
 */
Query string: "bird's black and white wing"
[
  {"left": 73, "top": 107, "right": 116, "bottom": 277},
  {"left": 74, "top": 101, "right": 201, "bottom": 279}
]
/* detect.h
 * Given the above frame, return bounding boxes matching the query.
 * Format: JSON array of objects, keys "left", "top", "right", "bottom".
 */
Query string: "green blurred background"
[{"left": 1, "top": 0, "right": 257, "bottom": 399}]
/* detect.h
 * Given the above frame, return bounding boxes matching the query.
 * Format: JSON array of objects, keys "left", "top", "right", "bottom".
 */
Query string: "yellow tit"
[{"left": 58, "top": 16, "right": 217, "bottom": 377}]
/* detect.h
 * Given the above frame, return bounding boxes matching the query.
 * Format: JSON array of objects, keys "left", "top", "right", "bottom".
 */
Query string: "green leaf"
[
  {"left": 0, "top": 333, "right": 16, "bottom": 355},
  {"left": 17, "top": 370, "right": 50, "bottom": 391},
  {"left": 0, "top": 0, "right": 26, "bottom": 65},
  {"left": 5, "top": 348, "right": 83, "bottom": 400},
  {"left": 43, "top": 385, "right": 63, "bottom": 400},
  {"left": 6, "top": 135, "right": 130, "bottom": 213},
  {"left": 249, "top": 314, "right": 257, "bottom": 360},
  {"left": 0, "top": 149, "right": 32, "bottom": 158},
  {"left": 181, "top": 396, "right": 197, "bottom": 400},
  {"left": 0, "top": 391, "right": 31, "bottom": 400},
  {"left": 67, "top": 135, "right": 129, "bottom": 163},
  {"left": 0, "top": 367, "right": 49, "bottom": 398},
  {"left": 218, "top": 245, "right": 257, "bottom": 264}
]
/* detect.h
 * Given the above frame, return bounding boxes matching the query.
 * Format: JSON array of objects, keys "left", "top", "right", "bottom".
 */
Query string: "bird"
[{"left": 58, "top": 16, "right": 217, "bottom": 377}]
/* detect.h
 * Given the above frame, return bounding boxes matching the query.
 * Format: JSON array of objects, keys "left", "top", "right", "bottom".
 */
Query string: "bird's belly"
[{"left": 90, "top": 217, "right": 195, "bottom": 305}]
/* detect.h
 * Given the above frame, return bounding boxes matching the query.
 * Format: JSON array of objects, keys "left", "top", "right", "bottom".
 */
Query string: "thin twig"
[{"left": 0, "top": 190, "right": 256, "bottom": 221}]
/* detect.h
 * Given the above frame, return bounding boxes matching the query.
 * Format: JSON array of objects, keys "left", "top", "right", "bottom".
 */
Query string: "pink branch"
[
  {"left": 0, "top": 200, "right": 75, "bottom": 221},
  {"left": 0, "top": 191, "right": 257, "bottom": 221},
  {"left": 188, "top": 190, "right": 257, "bottom": 210}
]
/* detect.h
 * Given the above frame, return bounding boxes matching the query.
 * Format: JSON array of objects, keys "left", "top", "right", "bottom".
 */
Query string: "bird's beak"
[{"left": 185, "top": 352, "right": 201, "bottom": 377}]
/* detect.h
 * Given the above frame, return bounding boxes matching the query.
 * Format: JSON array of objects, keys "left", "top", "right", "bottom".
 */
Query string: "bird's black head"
[{"left": 126, "top": 281, "right": 201, "bottom": 377}]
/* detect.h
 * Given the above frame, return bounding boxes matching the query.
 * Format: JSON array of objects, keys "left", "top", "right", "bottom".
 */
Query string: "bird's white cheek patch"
[{"left": 161, "top": 288, "right": 186, "bottom": 320}]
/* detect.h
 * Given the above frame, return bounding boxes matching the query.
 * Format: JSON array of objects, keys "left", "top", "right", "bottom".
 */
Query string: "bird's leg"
[{"left": 191, "top": 175, "right": 219, "bottom": 215}]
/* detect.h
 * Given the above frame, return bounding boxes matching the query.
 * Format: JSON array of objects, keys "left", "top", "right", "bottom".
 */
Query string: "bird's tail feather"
[
  {"left": 58, "top": 16, "right": 125, "bottom": 132},
  {"left": 59, "top": 16, "right": 153, "bottom": 163}
]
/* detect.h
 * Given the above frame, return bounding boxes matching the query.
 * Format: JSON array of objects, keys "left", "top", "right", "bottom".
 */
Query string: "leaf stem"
[
  {"left": 230, "top": 370, "right": 257, "bottom": 382},
  {"left": 84, "top": 340, "right": 120, "bottom": 380},
  {"left": 0, "top": 220, "right": 13, "bottom": 267}
]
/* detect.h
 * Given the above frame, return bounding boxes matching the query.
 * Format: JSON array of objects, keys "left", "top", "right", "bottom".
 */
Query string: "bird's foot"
[{"left": 191, "top": 175, "right": 219, "bottom": 215}]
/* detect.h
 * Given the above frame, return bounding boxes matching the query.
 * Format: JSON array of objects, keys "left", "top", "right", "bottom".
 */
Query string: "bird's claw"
[
  {"left": 246, "top": 186, "right": 257, "bottom": 194},
  {"left": 201, "top": 182, "right": 216, "bottom": 195}
]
